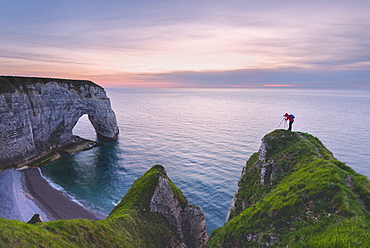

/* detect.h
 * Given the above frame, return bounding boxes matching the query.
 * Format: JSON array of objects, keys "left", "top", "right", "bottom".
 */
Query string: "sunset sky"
[{"left": 1, "top": 1, "right": 370, "bottom": 88}]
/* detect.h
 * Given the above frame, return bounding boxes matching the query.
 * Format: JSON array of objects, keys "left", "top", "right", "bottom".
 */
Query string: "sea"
[{"left": 22, "top": 88, "right": 370, "bottom": 233}]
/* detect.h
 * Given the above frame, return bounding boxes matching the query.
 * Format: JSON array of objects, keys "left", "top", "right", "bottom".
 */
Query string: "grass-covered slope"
[
  {"left": 0, "top": 165, "right": 188, "bottom": 248},
  {"left": 0, "top": 77, "right": 17, "bottom": 93},
  {"left": 208, "top": 130, "right": 370, "bottom": 248}
]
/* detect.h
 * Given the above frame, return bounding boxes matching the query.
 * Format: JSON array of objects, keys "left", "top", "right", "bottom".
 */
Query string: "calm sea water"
[{"left": 40, "top": 88, "right": 370, "bottom": 233}]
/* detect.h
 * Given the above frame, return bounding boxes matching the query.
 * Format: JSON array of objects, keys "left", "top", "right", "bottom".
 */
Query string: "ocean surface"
[{"left": 29, "top": 88, "right": 370, "bottom": 233}]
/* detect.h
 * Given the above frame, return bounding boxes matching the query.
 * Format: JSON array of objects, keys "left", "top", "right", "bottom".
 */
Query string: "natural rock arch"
[
  {"left": 72, "top": 114, "right": 97, "bottom": 140},
  {"left": 0, "top": 76, "right": 119, "bottom": 169}
]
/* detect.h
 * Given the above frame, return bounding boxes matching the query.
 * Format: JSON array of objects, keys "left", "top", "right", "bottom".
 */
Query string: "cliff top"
[
  {"left": 109, "top": 164, "right": 188, "bottom": 218},
  {"left": 0, "top": 165, "right": 202, "bottom": 248},
  {"left": 208, "top": 130, "right": 370, "bottom": 247},
  {"left": 0, "top": 76, "right": 102, "bottom": 93},
  {"left": 2, "top": 130, "right": 369, "bottom": 247}
]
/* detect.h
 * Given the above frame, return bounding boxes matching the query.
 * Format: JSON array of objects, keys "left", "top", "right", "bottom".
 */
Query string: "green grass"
[
  {"left": 0, "top": 77, "right": 16, "bottom": 93},
  {"left": 27, "top": 152, "right": 61, "bottom": 168},
  {"left": 0, "top": 76, "right": 102, "bottom": 95},
  {"left": 0, "top": 165, "right": 186, "bottom": 248},
  {"left": 2, "top": 130, "right": 369, "bottom": 247},
  {"left": 207, "top": 130, "right": 370, "bottom": 248}
]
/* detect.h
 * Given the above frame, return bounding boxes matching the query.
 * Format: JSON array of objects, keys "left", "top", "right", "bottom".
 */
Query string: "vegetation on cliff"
[
  {"left": 0, "top": 76, "right": 101, "bottom": 94},
  {"left": 207, "top": 130, "right": 370, "bottom": 247},
  {"left": 1, "top": 129, "right": 369, "bottom": 247},
  {"left": 0, "top": 77, "right": 17, "bottom": 93},
  {"left": 0, "top": 165, "right": 192, "bottom": 247}
]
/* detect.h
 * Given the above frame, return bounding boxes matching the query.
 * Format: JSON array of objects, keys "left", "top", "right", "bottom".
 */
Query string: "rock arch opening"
[{"left": 72, "top": 114, "right": 97, "bottom": 141}]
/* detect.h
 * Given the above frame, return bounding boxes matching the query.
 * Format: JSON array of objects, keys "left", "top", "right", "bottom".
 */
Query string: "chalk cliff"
[
  {"left": 148, "top": 166, "right": 208, "bottom": 248},
  {"left": 207, "top": 130, "right": 370, "bottom": 247},
  {"left": 0, "top": 165, "right": 208, "bottom": 248},
  {"left": 1, "top": 128, "right": 370, "bottom": 247},
  {"left": 0, "top": 76, "right": 119, "bottom": 169}
]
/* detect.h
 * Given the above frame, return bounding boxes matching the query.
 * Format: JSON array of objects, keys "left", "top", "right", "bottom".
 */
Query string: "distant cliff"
[
  {"left": 0, "top": 76, "right": 119, "bottom": 169},
  {"left": 207, "top": 130, "right": 370, "bottom": 247},
  {"left": 0, "top": 165, "right": 208, "bottom": 248}
]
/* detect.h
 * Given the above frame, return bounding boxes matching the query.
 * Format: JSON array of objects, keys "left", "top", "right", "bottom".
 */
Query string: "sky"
[{"left": 1, "top": 0, "right": 370, "bottom": 88}]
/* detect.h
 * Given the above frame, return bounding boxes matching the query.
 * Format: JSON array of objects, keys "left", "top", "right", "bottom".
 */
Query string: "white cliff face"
[
  {"left": 0, "top": 77, "right": 119, "bottom": 169},
  {"left": 149, "top": 174, "right": 208, "bottom": 248},
  {"left": 227, "top": 136, "right": 271, "bottom": 221}
]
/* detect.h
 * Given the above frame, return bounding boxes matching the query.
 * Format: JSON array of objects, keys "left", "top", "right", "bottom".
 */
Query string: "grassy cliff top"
[
  {"left": 0, "top": 76, "right": 102, "bottom": 93},
  {"left": 0, "top": 165, "right": 188, "bottom": 247},
  {"left": 2, "top": 131, "right": 369, "bottom": 247},
  {"left": 208, "top": 130, "right": 370, "bottom": 247},
  {"left": 109, "top": 164, "right": 188, "bottom": 218}
]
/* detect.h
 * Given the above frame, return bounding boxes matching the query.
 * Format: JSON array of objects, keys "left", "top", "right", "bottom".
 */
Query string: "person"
[{"left": 284, "top": 113, "right": 295, "bottom": 131}]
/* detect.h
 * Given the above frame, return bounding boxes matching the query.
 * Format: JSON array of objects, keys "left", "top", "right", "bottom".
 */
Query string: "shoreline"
[
  {"left": 0, "top": 138, "right": 108, "bottom": 223},
  {"left": 21, "top": 167, "right": 103, "bottom": 221},
  {"left": 0, "top": 169, "right": 51, "bottom": 222}
]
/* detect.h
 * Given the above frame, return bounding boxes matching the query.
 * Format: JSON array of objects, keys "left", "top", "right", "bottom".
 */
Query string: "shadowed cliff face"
[
  {"left": 149, "top": 172, "right": 208, "bottom": 248},
  {"left": 108, "top": 164, "right": 208, "bottom": 248},
  {"left": 0, "top": 76, "right": 119, "bottom": 169}
]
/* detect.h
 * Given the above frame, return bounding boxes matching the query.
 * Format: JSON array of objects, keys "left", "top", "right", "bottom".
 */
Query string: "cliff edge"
[
  {"left": 0, "top": 165, "right": 208, "bottom": 248},
  {"left": 1, "top": 128, "right": 369, "bottom": 247},
  {"left": 207, "top": 130, "right": 370, "bottom": 247},
  {"left": 0, "top": 76, "right": 119, "bottom": 170}
]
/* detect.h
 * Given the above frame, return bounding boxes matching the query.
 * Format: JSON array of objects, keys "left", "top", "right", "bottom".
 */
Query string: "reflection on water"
[{"left": 41, "top": 139, "right": 125, "bottom": 215}]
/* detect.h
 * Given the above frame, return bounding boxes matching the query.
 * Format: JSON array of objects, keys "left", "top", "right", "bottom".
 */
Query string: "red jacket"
[{"left": 284, "top": 113, "right": 294, "bottom": 122}]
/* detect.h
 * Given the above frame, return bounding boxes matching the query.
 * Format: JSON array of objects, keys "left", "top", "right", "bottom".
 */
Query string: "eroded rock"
[
  {"left": 149, "top": 169, "right": 208, "bottom": 248},
  {"left": 0, "top": 76, "right": 119, "bottom": 169}
]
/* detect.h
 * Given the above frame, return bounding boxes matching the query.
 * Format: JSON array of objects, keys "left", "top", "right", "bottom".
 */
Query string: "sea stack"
[{"left": 0, "top": 76, "right": 119, "bottom": 170}]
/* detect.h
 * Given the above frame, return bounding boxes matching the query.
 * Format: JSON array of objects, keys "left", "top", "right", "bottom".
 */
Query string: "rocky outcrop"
[
  {"left": 106, "top": 164, "right": 208, "bottom": 248},
  {"left": 208, "top": 130, "right": 370, "bottom": 247},
  {"left": 0, "top": 165, "right": 208, "bottom": 247},
  {"left": 0, "top": 76, "right": 119, "bottom": 169},
  {"left": 2, "top": 129, "right": 370, "bottom": 247},
  {"left": 149, "top": 170, "right": 208, "bottom": 248},
  {"left": 0, "top": 165, "right": 208, "bottom": 248},
  {"left": 27, "top": 214, "right": 43, "bottom": 224}
]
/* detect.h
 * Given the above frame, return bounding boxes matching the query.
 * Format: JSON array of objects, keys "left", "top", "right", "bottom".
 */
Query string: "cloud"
[
  {"left": 92, "top": 68, "right": 370, "bottom": 89},
  {"left": 1, "top": 1, "right": 370, "bottom": 88}
]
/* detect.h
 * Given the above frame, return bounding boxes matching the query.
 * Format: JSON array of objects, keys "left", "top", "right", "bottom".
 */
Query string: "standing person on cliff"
[{"left": 284, "top": 113, "right": 295, "bottom": 131}]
